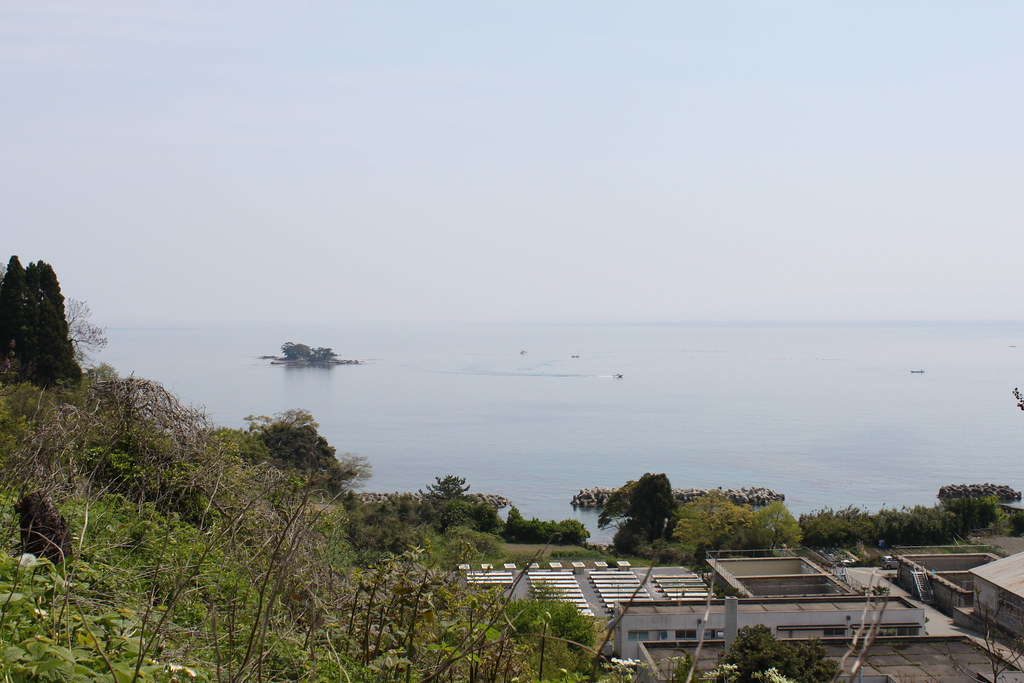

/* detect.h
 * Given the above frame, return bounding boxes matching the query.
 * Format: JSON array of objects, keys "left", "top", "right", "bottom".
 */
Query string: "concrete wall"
[
  {"left": 896, "top": 555, "right": 979, "bottom": 612},
  {"left": 900, "top": 553, "right": 996, "bottom": 572},
  {"left": 714, "top": 557, "right": 810, "bottom": 576},
  {"left": 975, "top": 576, "right": 1024, "bottom": 636},
  {"left": 710, "top": 556, "right": 847, "bottom": 598},
  {"left": 741, "top": 575, "right": 848, "bottom": 597},
  {"left": 613, "top": 599, "right": 925, "bottom": 659}
]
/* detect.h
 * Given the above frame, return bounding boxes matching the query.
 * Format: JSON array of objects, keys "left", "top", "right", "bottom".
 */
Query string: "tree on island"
[{"left": 280, "top": 342, "right": 338, "bottom": 363}]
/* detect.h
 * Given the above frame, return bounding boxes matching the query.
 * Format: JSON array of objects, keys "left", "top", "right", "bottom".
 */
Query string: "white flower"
[{"left": 18, "top": 553, "right": 38, "bottom": 567}]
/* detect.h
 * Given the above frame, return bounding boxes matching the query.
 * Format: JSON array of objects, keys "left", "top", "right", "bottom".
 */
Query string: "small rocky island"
[
  {"left": 937, "top": 483, "right": 1021, "bottom": 502},
  {"left": 262, "top": 342, "right": 362, "bottom": 367},
  {"left": 571, "top": 485, "right": 783, "bottom": 508}
]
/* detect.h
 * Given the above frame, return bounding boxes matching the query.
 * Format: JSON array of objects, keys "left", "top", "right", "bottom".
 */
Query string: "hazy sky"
[{"left": 4, "top": 2, "right": 1023, "bottom": 325}]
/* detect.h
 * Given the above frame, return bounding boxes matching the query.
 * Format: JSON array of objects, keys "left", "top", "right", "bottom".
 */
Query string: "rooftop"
[{"left": 971, "top": 552, "right": 1024, "bottom": 597}]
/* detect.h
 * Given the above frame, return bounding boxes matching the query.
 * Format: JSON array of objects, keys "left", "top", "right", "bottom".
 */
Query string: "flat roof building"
[
  {"left": 971, "top": 552, "right": 1024, "bottom": 636},
  {"left": 636, "top": 636, "right": 1023, "bottom": 683},
  {"left": 612, "top": 596, "right": 924, "bottom": 660},
  {"left": 709, "top": 556, "right": 857, "bottom": 598}
]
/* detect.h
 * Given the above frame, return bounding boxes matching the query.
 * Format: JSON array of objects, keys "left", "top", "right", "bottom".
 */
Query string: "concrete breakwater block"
[
  {"left": 937, "top": 483, "right": 1021, "bottom": 502},
  {"left": 357, "top": 491, "right": 513, "bottom": 508},
  {"left": 570, "top": 486, "right": 784, "bottom": 508}
]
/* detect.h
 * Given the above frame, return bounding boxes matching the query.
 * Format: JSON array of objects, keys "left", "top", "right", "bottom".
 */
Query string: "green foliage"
[
  {"left": 503, "top": 507, "right": 590, "bottom": 545},
  {"left": 280, "top": 342, "right": 337, "bottom": 362},
  {"left": 0, "top": 371, "right": 586, "bottom": 681},
  {"left": 29, "top": 262, "right": 82, "bottom": 386},
  {"left": 335, "top": 494, "right": 434, "bottom": 561},
  {"left": 245, "top": 409, "right": 370, "bottom": 496},
  {"left": 673, "top": 490, "right": 754, "bottom": 555},
  {"left": 744, "top": 501, "right": 802, "bottom": 549},
  {"left": 667, "top": 653, "right": 694, "bottom": 682},
  {"left": 422, "top": 474, "right": 471, "bottom": 501},
  {"left": 509, "top": 597, "right": 596, "bottom": 679},
  {"left": 433, "top": 526, "right": 504, "bottom": 567},
  {"left": 0, "top": 256, "right": 31, "bottom": 377},
  {"left": 799, "top": 503, "right": 970, "bottom": 548},
  {"left": 1010, "top": 512, "right": 1024, "bottom": 536},
  {"left": 873, "top": 505, "right": 956, "bottom": 546},
  {"left": 721, "top": 625, "right": 838, "bottom": 683},
  {"left": 600, "top": 473, "right": 678, "bottom": 556},
  {"left": 0, "top": 256, "right": 81, "bottom": 386},
  {"left": 0, "top": 554, "right": 208, "bottom": 681},
  {"left": 942, "top": 495, "right": 1003, "bottom": 535},
  {"left": 434, "top": 497, "right": 504, "bottom": 534},
  {"left": 799, "top": 506, "right": 875, "bottom": 547}
]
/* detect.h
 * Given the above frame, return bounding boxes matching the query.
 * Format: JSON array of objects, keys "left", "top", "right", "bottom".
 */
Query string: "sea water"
[{"left": 101, "top": 321, "right": 1024, "bottom": 539}]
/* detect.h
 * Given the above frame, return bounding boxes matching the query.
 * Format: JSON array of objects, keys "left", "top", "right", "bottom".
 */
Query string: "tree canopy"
[
  {"left": 744, "top": 500, "right": 803, "bottom": 549},
  {"left": 599, "top": 473, "right": 678, "bottom": 555},
  {"left": 672, "top": 490, "right": 754, "bottom": 554},
  {"left": 244, "top": 409, "right": 370, "bottom": 496},
  {"left": 422, "top": 474, "right": 471, "bottom": 501},
  {"left": 0, "top": 256, "right": 81, "bottom": 386},
  {"left": 280, "top": 342, "right": 338, "bottom": 362},
  {"left": 721, "top": 625, "right": 838, "bottom": 683}
]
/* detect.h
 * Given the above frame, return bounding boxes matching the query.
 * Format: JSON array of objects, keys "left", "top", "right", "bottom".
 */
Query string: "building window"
[
  {"left": 674, "top": 630, "right": 697, "bottom": 640},
  {"left": 877, "top": 626, "right": 919, "bottom": 637},
  {"left": 823, "top": 628, "right": 846, "bottom": 637},
  {"left": 627, "top": 631, "right": 650, "bottom": 642}
]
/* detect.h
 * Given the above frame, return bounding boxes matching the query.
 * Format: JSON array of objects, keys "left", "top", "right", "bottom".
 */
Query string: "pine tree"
[
  {"left": 0, "top": 256, "right": 81, "bottom": 385},
  {"left": 0, "top": 256, "right": 31, "bottom": 371},
  {"left": 21, "top": 261, "right": 42, "bottom": 375},
  {"left": 32, "top": 261, "right": 80, "bottom": 385}
]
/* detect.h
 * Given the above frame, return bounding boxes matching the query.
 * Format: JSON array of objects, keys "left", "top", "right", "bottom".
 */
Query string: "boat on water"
[
  {"left": 910, "top": 370, "right": 925, "bottom": 374},
  {"left": 613, "top": 373, "right": 623, "bottom": 379}
]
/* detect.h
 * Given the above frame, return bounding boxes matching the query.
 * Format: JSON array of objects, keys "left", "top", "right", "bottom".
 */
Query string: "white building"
[
  {"left": 612, "top": 596, "right": 925, "bottom": 660},
  {"left": 971, "top": 552, "right": 1024, "bottom": 635}
]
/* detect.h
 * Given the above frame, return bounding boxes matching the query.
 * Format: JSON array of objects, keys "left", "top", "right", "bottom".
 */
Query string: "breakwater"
[
  {"left": 937, "top": 483, "right": 1021, "bottom": 502},
  {"left": 358, "top": 491, "right": 513, "bottom": 509},
  {"left": 571, "top": 486, "right": 784, "bottom": 508}
]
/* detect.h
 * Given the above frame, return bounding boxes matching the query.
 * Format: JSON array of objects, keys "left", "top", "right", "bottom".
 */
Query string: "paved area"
[
  {"left": 846, "top": 566, "right": 982, "bottom": 639},
  {"left": 983, "top": 535, "right": 1024, "bottom": 556}
]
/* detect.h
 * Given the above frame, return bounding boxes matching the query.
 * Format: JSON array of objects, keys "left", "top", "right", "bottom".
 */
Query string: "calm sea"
[{"left": 101, "top": 321, "right": 1024, "bottom": 540}]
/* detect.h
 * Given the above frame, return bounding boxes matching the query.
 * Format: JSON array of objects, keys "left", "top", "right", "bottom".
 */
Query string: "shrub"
[{"left": 503, "top": 507, "right": 589, "bottom": 545}]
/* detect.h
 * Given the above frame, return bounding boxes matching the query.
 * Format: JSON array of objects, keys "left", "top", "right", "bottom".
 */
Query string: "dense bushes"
[
  {"left": 508, "top": 596, "right": 596, "bottom": 679},
  {"left": 503, "top": 507, "right": 589, "bottom": 545},
  {"left": 799, "top": 496, "right": 1005, "bottom": 548}
]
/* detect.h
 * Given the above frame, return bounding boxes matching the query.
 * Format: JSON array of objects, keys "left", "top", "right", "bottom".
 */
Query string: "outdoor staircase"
[{"left": 911, "top": 570, "right": 934, "bottom": 602}]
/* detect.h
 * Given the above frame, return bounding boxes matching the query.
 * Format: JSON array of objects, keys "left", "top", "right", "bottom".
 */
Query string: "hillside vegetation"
[
  {"left": 2, "top": 256, "right": 1017, "bottom": 682},
  {"left": 0, "top": 375, "right": 609, "bottom": 681},
  {"left": 0, "top": 258, "right": 612, "bottom": 681}
]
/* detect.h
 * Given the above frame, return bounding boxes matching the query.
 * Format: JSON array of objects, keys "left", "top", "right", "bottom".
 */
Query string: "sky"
[{"left": 3, "top": 2, "right": 1023, "bottom": 325}]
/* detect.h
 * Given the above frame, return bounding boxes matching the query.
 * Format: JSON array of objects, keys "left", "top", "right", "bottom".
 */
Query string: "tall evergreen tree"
[
  {"left": 0, "top": 256, "right": 31, "bottom": 370},
  {"left": 0, "top": 256, "right": 81, "bottom": 385},
  {"left": 32, "top": 261, "right": 80, "bottom": 385},
  {"left": 21, "top": 261, "right": 42, "bottom": 375}
]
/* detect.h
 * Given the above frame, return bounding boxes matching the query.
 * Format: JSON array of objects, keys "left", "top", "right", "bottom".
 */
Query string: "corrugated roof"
[{"left": 970, "top": 552, "right": 1024, "bottom": 597}]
